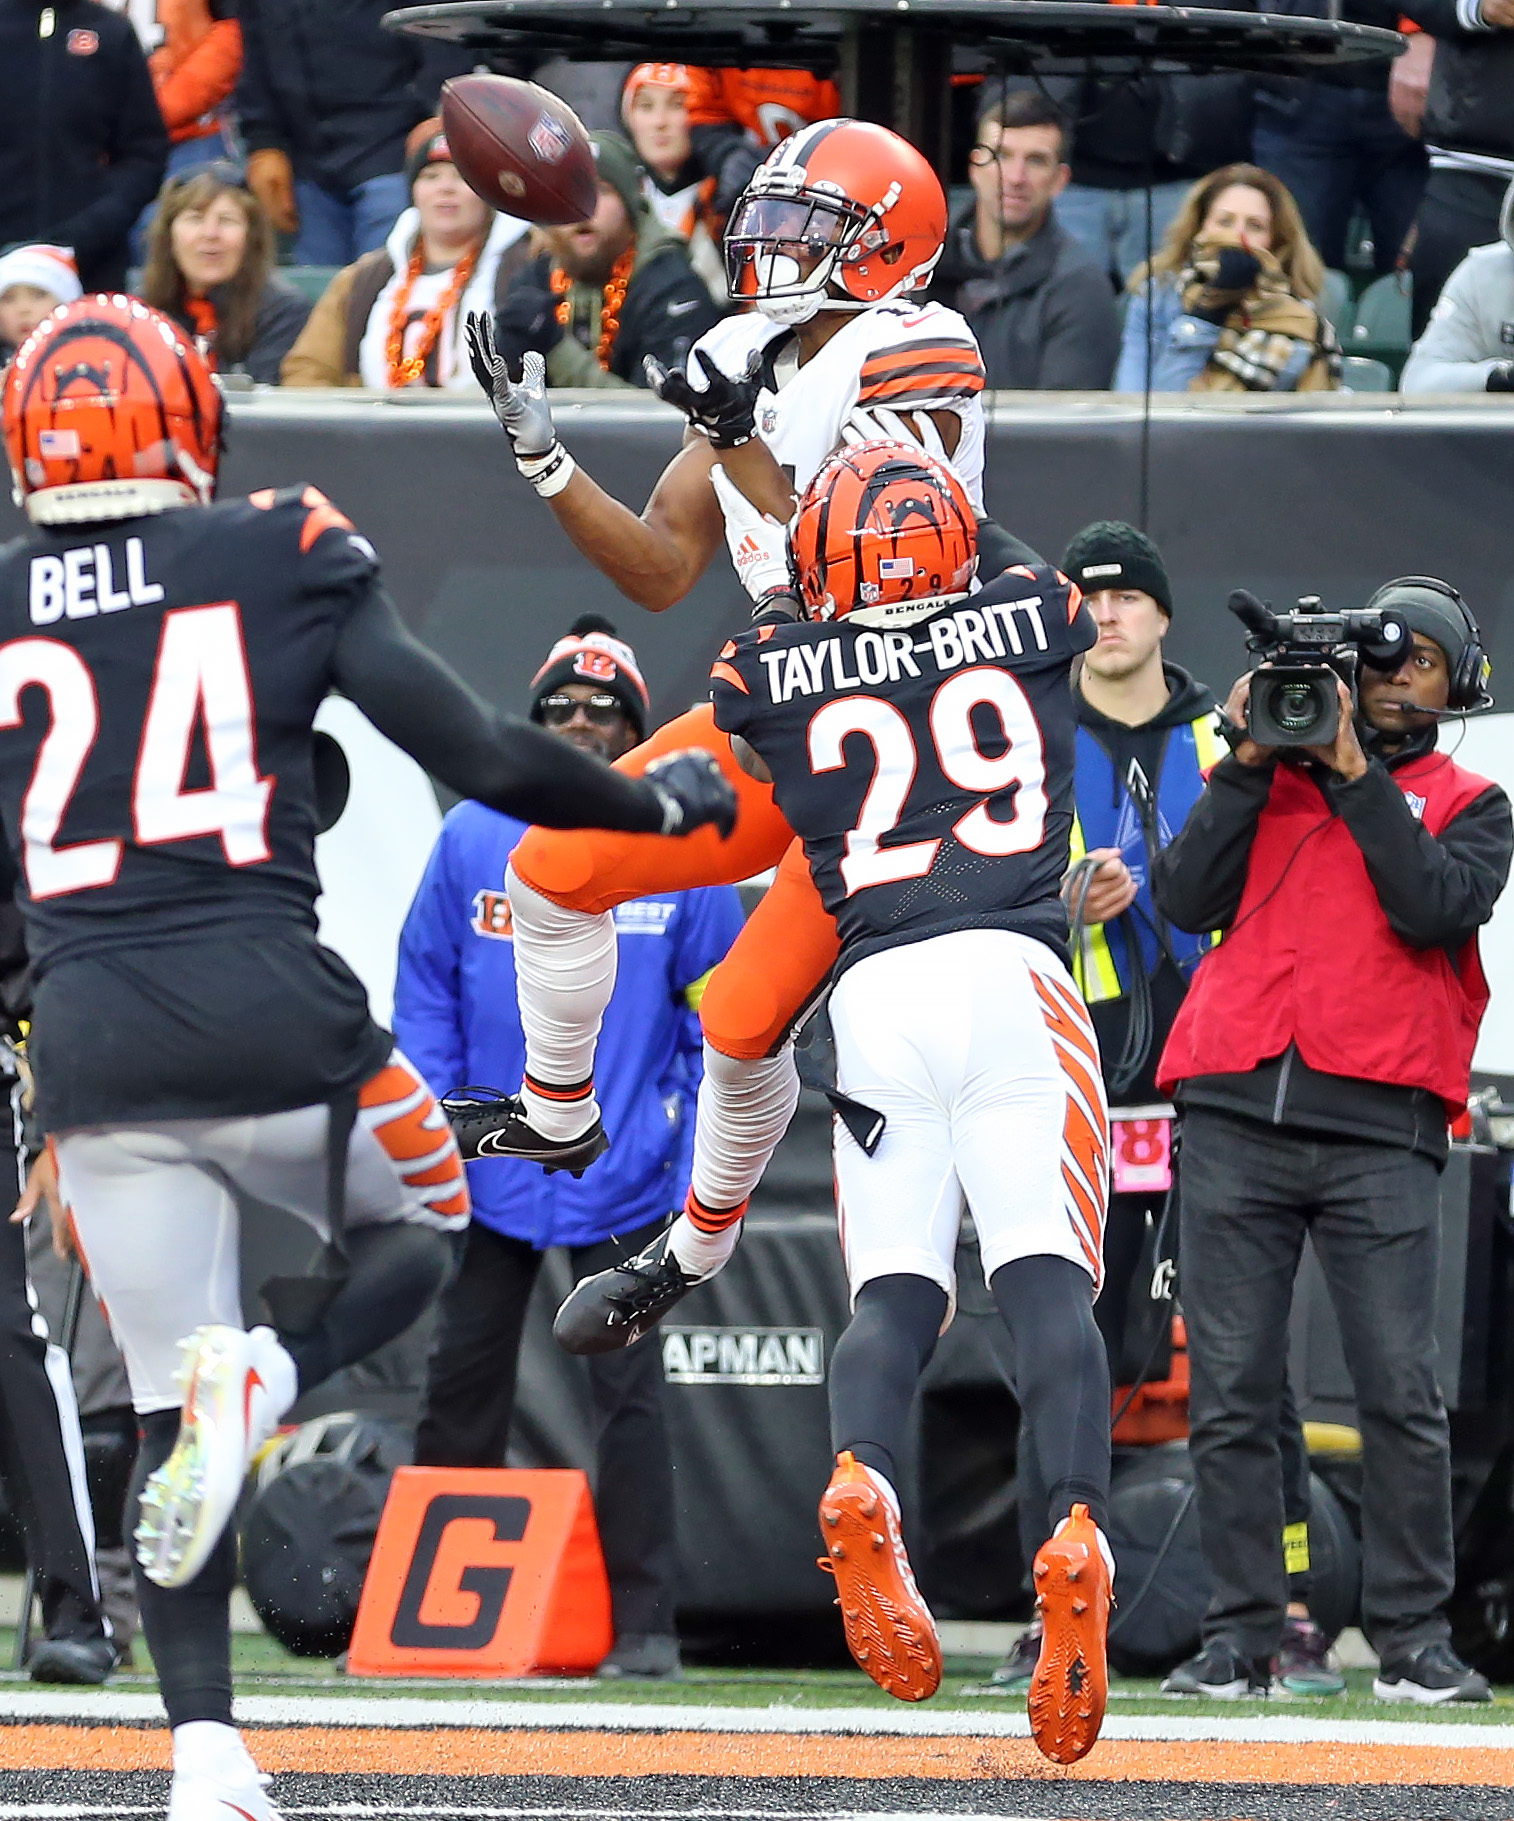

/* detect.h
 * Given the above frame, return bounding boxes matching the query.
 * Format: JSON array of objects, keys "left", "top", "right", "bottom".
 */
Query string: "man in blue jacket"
[{"left": 394, "top": 614, "right": 744, "bottom": 1681}]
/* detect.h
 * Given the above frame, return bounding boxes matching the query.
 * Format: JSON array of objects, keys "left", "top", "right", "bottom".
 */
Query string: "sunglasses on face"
[{"left": 538, "top": 693, "right": 627, "bottom": 727}]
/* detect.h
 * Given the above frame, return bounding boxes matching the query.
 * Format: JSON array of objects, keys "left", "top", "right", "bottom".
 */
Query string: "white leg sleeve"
[
  {"left": 505, "top": 863, "right": 616, "bottom": 1140},
  {"left": 667, "top": 1043, "right": 801, "bottom": 1277}
]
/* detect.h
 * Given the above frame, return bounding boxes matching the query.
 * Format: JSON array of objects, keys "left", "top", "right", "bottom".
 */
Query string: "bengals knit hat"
[
  {"left": 404, "top": 118, "right": 455, "bottom": 191},
  {"left": 1061, "top": 520, "right": 1173, "bottom": 617},
  {"left": 590, "top": 131, "right": 649, "bottom": 222},
  {"left": 529, "top": 613, "right": 651, "bottom": 739}
]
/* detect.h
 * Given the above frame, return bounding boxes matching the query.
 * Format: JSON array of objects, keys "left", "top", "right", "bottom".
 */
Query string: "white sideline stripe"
[
  {"left": 0, "top": 1688, "right": 1512, "bottom": 1748},
  {"left": 0, "top": 1811, "right": 1041, "bottom": 1820}
]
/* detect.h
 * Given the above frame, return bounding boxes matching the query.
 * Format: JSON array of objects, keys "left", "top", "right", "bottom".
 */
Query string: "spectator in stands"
[
  {"left": 236, "top": 0, "right": 470, "bottom": 266},
  {"left": 489, "top": 131, "right": 724, "bottom": 390},
  {"left": 1402, "top": 175, "right": 1514, "bottom": 390},
  {"left": 685, "top": 66, "right": 841, "bottom": 151},
  {"left": 0, "top": 246, "right": 81, "bottom": 366},
  {"left": 396, "top": 614, "right": 744, "bottom": 1683},
  {"left": 1115, "top": 165, "right": 1341, "bottom": 392},
  {"left": 281, "top": 122, "right": 529, "bottom": 390},
  {"left": 932, "top": 92, "right": 1120, "bottom": 390},
  {"left": 621, "top": 63, "right": 759, "bottom": 302},
  {"left": 115, "top": 0, "right": 242, "bottom": 187},
  {"left": 138, "top": 168, "right": 310, "bottom": 384},
  {"left": 1252, "top": 0, "right": 1426, "bottom": 277},
  {"left": 0, "top": 0, "right": 167, "bottom": 293},
  {"left": 1020, "top": 69, "right": 1254, "bottom": 285},
  {"left": 1395, "top": 2, "right": 1514, "bottom": 336}
]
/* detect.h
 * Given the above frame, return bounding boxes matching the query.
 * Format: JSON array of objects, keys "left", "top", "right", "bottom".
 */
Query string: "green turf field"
[{"left": 4, "top": 1626, "right": 1508, "bottom": 1724}]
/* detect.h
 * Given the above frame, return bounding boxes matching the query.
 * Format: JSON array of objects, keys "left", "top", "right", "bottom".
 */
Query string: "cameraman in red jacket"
[{"left": 1152, "top": 578, "right": 1512, "bottom": 1704}]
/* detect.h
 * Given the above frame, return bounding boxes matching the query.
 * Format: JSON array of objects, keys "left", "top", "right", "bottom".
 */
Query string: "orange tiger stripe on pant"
[
  {"left": 1031, "top": 973, "right": 1109, "bottom": 1287},
  {"left": 358, "top": 1059, "right": 470, "bottom": 1226}
]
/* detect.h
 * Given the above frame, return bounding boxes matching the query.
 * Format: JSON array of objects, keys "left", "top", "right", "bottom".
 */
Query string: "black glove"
[
  {"left": 644, "top": 347, "right": 763, "bottom": 448},
  {"left": 1187, "top": 246, "right": 1262, "bottom": 324},
  {"left": 1486, "top": 361, "right": 1514, "bottom": 392},
  {"left": 490, "top": 275, "right": 563, "bottom": 374},
  {"left": 641, "top": 749, "right": 738, "bottom": 839}
]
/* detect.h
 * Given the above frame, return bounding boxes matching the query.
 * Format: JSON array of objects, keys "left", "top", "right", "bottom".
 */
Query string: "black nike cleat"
[
  {"left": 553, "top": 1226, "right": 701, "bottom": 1355},
  {"left": 442, "top": 1086, "right": 609, "bottom": 1176}
]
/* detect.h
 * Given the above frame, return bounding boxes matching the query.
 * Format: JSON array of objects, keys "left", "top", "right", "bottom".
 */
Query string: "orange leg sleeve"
[
  {"left": 511, "top": 704, "right": 796, "bottom": 915},
  {"left": 699, "top": 837, "right": 841, "bottom": 1061}
]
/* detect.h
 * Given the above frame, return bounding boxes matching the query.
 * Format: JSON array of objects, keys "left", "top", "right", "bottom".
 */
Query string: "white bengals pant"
[
  {"left": 829, "top": 929, "right": 1109, "bottom": 1304},
  {"left": 54, "top": 1051, "right": 468, "bottom": 1414}
]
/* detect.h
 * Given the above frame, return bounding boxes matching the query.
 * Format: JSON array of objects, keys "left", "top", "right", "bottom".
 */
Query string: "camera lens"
[{"left": 1272, "top": 680, "right": 1325, "bottom": 735}]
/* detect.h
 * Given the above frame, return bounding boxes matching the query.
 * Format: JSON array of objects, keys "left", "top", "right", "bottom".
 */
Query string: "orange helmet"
[
  {"left": 791, "top": 439, "right": 977, "bottom": 626},
  {"left": 724, "top": 119, "right": 946, "bottom": 325},
  {"left": 3, "top": 293, "right": 222, "bottom": 527}
]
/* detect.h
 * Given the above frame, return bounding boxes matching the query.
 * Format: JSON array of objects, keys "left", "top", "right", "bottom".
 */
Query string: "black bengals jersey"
[
  {"left": 711, "top": 564, "right": 1094, "bottom": 974},
  {"left": 0, "top": 486, "right": 388, "bottom": 1128}
]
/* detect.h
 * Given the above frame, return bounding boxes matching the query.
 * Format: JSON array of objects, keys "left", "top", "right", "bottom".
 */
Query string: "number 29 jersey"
[{"left": 710, "top": 565, "right": 1095, "bottom": 974}]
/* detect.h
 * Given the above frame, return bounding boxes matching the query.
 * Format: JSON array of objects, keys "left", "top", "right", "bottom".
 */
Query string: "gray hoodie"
[{"left": 1401, "top": 179, "right": 1514, "bottom": 393}]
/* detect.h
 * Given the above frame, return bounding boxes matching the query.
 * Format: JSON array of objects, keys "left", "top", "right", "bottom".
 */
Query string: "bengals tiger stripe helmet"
[
  {"left": 724, "top": 119, "right": 947, "bottom": 325},
  {"left": 792, "top": 439, "right": 977, "bottom": 627},
  {"left": 3, "top": 294, "right": 222, "bottom": 526}
]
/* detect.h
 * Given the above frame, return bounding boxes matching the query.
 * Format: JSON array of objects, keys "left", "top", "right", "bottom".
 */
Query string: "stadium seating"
[
  {"left": 1341, "top": 355, "right": 1393, "bottom": 392},
  {"left": 283, "top": 266, "right": 343, "bottom": 304},
  {"left": 1346, "top": 270, "right": 1412, "bottom": 383},
  {"left": 1318, "top": 269, "right": 1353, "bottom": 336}
]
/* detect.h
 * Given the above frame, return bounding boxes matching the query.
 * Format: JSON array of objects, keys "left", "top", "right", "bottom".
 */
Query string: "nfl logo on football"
[{"left": 529, "top": 112, "right": 573, "bottom": 165}]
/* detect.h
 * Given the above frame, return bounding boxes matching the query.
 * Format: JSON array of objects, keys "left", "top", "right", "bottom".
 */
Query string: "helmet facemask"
[{"left": 725, "top": 180, "right": 905, "bottom": 324}]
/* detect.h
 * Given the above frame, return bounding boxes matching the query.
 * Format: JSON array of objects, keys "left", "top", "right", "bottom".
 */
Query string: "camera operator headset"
[{"left": 1148, "top": 575, "right": 1513, "bottom": 1705}]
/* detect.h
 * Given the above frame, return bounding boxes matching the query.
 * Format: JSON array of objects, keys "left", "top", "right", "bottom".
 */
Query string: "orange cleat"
[
  {"left": 1028, "top": 1502, "right": 1111, "bottom": 1764},
  {"left": 817, "top": 1451, "right": 941, "bottom": 1702}
]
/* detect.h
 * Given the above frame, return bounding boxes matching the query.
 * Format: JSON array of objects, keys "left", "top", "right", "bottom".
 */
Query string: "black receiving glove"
[
  {"left": 1187, "top": 246, "right": 1263, "bottom": 324},
  {"left": 644, "top": 347, "right": 764, "bottom": 448},
  {"left": 641, "top": 749, "right": 739, "bottom": 838},
  {"left": 490, "top": 274, "right": 563, "bottom": 374},
  {"left": 1486, "top": 361, "right": 1514, "bottom": 392}
]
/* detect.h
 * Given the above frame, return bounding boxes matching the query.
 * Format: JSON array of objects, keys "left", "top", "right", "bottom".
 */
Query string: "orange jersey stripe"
[{"left": 710, "top": 660, "right": 749, "bottom": 694}]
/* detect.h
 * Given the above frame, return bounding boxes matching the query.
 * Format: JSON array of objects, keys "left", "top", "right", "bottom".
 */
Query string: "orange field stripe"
[{"left": 4, "top": 1724, "right": 1514, "bottom": 1787}]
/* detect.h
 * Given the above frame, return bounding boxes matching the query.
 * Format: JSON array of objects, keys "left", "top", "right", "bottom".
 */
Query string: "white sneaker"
[
  {"left": 167, "top": 1723, "right": 282, "bottom": 1821},
  {"left": 136, "top": 1326, "right": 296, "bottom": 1589}
]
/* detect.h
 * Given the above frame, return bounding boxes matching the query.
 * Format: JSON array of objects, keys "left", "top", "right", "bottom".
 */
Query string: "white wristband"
[{"left": 517, "top": 443, "right": 576, "bottom": 499}]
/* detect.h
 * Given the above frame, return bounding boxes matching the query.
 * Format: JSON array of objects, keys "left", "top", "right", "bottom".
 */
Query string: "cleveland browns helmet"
[
  {"left": 3, "top": 294, "right": 222, "bottom": 526},
  {"left": 791, "top": 439, "right": 977, "bottom": 627},
  {"left": 724, "top": 119, "right": 947, "bottom": 325}
]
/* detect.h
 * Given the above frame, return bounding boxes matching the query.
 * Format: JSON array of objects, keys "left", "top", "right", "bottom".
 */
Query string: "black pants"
[
  {"left": 1409, "top": 167, "right": 1508, "bottom": 337},
  {"left": 1179, "top": 1106, "right": 1452, "bottom": 1662},
  {"left": 0, "top": 1118, "right": 107, "bottom": 1645},
  {"left": 415, "top": 1216, "right": 678, "bottom": 1638}
]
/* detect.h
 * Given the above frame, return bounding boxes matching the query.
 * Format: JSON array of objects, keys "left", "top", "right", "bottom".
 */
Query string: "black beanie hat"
[
  {"left": 1061, "top": 520, "right": 1173, "bottom": 617},
  {"left": 529, "top": 613, "right": 650, "bottom": 740}
]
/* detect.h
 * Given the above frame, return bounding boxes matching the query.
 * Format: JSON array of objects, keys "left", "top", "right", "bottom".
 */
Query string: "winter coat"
[
  {"left": 1404, "top": 0, "right": 1514, "bottom": 166},
  {"left": 0, "top": 0, "right": 168, "bottom": 291},
  {"left": 109, "top": 0, "right": 241, "bottom": 143},
  {"left": 280, "top": 207, "right": 530, "bottom": 388},
  {"left": 932, "top": 205, "right": 1120, "bottom": 390},
  {"left": 394, "top": 803, "right": 744, "bottom": 1248},
  {"left": 235, "top": 0, "right": 472, "bottom": 193},
  {"left": 161, "top": 276, "right": 311, "bottom": 384},
  {"left": 1115, "top": 264, "right": 1338, "bottom": 393},
  {"left": 1403, "top": 214, "right": 1514, "bottom": 389}
]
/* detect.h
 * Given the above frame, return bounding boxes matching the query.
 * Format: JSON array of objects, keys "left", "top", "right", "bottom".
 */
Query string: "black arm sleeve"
[
  {"left": 1151, "top": 753, "right": 1278, "bottom": 932},
  {"left": 330, "top": 587, "right": 666, "bottom": 834},
  {"left": 1327, "top": 766, "right": 1514, "bottom": 948}
]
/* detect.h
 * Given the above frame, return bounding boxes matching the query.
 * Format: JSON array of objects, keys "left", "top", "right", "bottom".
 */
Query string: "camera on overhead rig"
[{"left": 1227, "top": 589, "right": 1412, "bottom": 749}]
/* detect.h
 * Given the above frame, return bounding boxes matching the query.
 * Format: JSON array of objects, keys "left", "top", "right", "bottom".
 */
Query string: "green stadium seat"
[
  {"left": 1348, "top": 271, "right": 1412, "bottom": 351},
  {"left": 1318, "top": 269, "right": 1353, "bottom": 336},
  {"left": 282, "top": 266, "right": 342, "bottom": 304},
  {"left": 1341, "top": 355, "right": 1393, "bottom": 392}
]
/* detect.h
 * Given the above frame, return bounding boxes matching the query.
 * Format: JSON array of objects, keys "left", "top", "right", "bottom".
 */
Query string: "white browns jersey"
[{"left": 688, "top": 301, "right": 988, "bottom": 513}]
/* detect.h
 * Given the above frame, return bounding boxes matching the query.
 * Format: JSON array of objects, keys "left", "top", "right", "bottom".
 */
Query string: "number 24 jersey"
[{"left": 710, "top": 565, "right": 1095, "bottom": 973}]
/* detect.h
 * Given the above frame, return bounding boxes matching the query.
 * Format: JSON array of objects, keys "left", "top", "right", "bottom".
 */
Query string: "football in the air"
[{"left": 440, "top": 74, "right": 598, "bottom": 227}]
